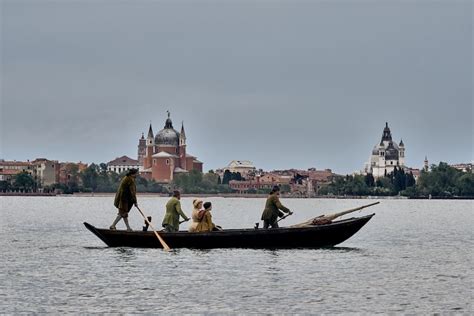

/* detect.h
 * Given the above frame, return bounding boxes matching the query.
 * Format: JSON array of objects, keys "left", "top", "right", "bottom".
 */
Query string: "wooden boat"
[{"left": 83, "top": 213, "right": 374, "bottom": 249}]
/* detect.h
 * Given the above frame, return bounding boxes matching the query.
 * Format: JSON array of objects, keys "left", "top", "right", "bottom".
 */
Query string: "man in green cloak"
[
  {"left": 162, "top": 190, "right": 190, "bottom": 232},
  {"left": 110, "top": 168, "right": 138, "bottom": 231}
]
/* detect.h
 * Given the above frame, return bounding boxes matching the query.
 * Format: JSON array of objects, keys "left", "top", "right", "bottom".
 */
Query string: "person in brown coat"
[
  {"left": 110, "top": 168, "right": 138, "bottom": 231},
  {"left": 261, "top": 186, "right": 293, "bottom": 229}
]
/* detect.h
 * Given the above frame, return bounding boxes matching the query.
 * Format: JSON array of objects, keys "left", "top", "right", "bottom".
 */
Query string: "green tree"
[
  {"left": 222, "top": 170, "right": 232, "bottom": 185},
  {"left": 13, "top": 172, "right": 35, "bottom": 191},
  {"left": 365, "top": 173, "right": 375, "bottom": 187},
  {"left": 67, "top": 164, "right": 80, "bottom": 193},
  {"left": 0, "top": 180, "right": 11, "bottom": 192},
  {"left": 456, "top": 172, "right": 474, "bottom": 196},
  {"left": 417, "top": 162, "right": 462, "bottom": 197},
  {"left": 375, "top": 177, "right": 394, "bottom": 195},
  {"left": 172, "top": 170, "right": 235, "bottom": 194},
  {"left": 406, "top": 172, "right": 416, "bottom": 188},
  {"left": 81, "top": 164, "right": 99, "bottom": 191},
  {"left": 99, "top": 163, "right": 108, "bottom": 173}
]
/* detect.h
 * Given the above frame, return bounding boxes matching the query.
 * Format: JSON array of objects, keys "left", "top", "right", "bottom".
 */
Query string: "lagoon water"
[{"left": 0, "top": 196, "right": 472, "bottom": 314}]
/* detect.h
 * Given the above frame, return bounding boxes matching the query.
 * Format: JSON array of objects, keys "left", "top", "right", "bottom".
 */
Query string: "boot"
[
  {"left": 124, "top": 217, "right": 132, "bottom": 232},
  {"left": 110, "top": 215, "right": 121, "bottom": 230}
]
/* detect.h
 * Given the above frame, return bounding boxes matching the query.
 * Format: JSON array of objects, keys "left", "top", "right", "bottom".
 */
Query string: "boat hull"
[{"left": 84, "top": 214, "right": 374, "bottom": 249}]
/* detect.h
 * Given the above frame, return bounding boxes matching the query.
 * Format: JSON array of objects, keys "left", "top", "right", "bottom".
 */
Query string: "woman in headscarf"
[
  {"left": 188, "top": 199, "right": 204, "bottom": 232},
  {"left": 189, "top": 200, "right": 216, "bottom": 232}
]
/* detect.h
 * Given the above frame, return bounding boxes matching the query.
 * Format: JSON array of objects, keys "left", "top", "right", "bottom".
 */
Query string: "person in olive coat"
[
  {"left": 110, "top": 168, "right": 138, "bottom": 231},
  {"left": 261, "top": 186, "right": 293, "bottom": 229},
  {"left": 162, "top": 190, "right": 190, "bottom": 232}
]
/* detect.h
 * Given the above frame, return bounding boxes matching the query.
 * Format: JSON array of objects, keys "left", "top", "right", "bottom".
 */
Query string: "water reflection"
[
  {"left": 326, "top": 246, "right": 362, "bottom": 253},
  {"left": 113, "top": 248, "right": 137, "bottom": 262}
]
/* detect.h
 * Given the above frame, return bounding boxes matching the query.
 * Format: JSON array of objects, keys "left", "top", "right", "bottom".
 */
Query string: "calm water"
[{"left": 1, "top": 196, "right": 472, "bottom": 314}]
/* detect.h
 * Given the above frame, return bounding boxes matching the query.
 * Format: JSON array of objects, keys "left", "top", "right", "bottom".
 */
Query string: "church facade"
[
  {"left": 137, "top": 112, "right": 203, "bottom": 183},
  {"left": 364, "top": 123, "right": 405, "bottom": 178}
]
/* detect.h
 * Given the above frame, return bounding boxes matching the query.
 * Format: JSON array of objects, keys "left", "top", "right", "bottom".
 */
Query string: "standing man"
[
  {"left": 162, "top": 190, "right": 190, "bottom": 232},
  {"left": 110, "top": 168, "right": 138, "bottom": 231},
  {"left": 261, "top": 186, "right": 293, "bottom": 229}
]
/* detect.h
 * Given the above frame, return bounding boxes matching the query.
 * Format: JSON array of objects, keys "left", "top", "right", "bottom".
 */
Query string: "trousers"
[{"left": 263, "top": 219, "right": 279, "bottom": 229}]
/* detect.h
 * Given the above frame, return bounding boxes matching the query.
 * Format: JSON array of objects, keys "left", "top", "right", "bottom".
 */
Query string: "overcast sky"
[{"left": 1, "top": 0, "right": 472, "bottom": 174}]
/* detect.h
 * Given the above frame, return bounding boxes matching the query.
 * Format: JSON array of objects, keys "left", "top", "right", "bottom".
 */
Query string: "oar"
[
  {"left": 277, "top": 212, "right": 294, "bottom": 223},
  {"left": 135, "top": 206, "right": 171, "bottom": 251}
]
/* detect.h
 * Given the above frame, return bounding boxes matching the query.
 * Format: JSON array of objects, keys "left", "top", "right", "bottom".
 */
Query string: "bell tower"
[
  {"left": 144, "top": 123, "right": 154, "bottom": 169},
  {"left": 137, "top": 133, "right": 146, "bottom": 165}
]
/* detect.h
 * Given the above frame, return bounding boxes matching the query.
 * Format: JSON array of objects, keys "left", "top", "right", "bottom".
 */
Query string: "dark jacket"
[
  {"left": 261, "top": 193, "right": 290, "bottom": 222},
  {"left": 114, "top": 175, "right": 137, "bottom": 209}
]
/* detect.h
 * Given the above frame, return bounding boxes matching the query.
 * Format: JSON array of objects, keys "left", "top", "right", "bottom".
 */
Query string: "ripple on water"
[{"left": 1, "top": 197, "right": 473, "bottom": 313}]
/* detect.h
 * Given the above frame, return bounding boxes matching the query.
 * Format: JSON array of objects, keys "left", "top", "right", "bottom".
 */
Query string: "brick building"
[
  {"left": 58, "top": 162, "right": 88, "bottom": 185},
  {"left": 229, "top": 173, "right": 292, "bottom": 193},
  {"left": 137, "top": 112, "right": 203, "bottom": 183}
]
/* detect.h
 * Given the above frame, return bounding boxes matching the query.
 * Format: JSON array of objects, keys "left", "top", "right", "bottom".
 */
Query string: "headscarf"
[{"left": 193, "top": 199, "right": 203, "bottom": 209}]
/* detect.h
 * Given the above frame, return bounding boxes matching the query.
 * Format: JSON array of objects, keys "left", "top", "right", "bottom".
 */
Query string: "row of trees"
[
  {"left": 171, "top": 170, "right": 235, "bottom": 194},
  {"left": 0, "top": 165, "right": 236, "bottom": 195},
  {"left": 221, "top": 170, "right": 244, "bottom": 184},
  {"left": 0, "top": 172, "right": 38, "bottom": 192},
  {"left": 2, "top": 161, "right": 471, "bottom": 197},
  {"left": 70, "top": 163, "right": 167, "bottom": 194},
  {"left": 319, "top": 163, "right": 473, "bottom": 197},
  {"left": 416, "top": 162, "right": 473, "bottom": 197}
]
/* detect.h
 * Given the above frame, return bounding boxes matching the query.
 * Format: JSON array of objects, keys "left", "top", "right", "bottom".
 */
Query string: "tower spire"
[
  {"left": 147, "top": 122, "right": 154, "bottom": 138},
  {"left": 181, "top": 121, "right": 186, "bottom": 136},
  {"left": 179, "top": 121, "right": 187, "bottom": 146}
]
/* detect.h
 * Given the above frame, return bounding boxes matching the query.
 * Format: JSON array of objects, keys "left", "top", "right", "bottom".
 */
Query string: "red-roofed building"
[
  {"left": 137, "top": 112, "right": 203, "bottom": 183},
  {"left": 0, "top": 160, "right": 34, "bottom": 182},
  {"left": 107, "top": 156, "right": 140, "bottom": 174}
]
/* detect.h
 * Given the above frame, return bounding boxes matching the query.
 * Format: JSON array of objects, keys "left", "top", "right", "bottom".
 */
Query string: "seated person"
[
  {"left": 188, "top": 199, "right": 204, "bottom": 232},
  {"left": 189, "top": 201, "right": 218, "bottom": 232}
]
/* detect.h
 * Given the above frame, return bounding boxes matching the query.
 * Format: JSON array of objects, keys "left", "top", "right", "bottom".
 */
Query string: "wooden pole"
[
  {"left": 135, "top": 206, "right": 171, "bottom": 251},
  {"left": 291, "top": 201, "right": 380, "bottom": 227}
]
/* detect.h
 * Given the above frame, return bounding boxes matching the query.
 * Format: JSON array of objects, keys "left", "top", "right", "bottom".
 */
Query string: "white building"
[
  {"left": 107, "top": 156, "right": 141, "bottom": 173},
  {"left": 217, "top": 160, "right": 256, "bottom": 178},
  {"left": 364, "top": 123, "right": 405, "bottom": 178}
]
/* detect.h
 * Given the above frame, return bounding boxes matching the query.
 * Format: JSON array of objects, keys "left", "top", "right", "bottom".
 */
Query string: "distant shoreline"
[{"left": 1, "top": 192, "right": 472, "bottom": 199}]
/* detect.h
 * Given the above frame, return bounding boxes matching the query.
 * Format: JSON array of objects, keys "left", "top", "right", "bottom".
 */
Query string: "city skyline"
[{"left": 1, "top": 1, "right": 472, "bottom": 174}]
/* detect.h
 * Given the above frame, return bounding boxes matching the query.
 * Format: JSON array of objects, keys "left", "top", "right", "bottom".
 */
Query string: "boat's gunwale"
[{"left": 84, "top": 213, "right": 374, "bottom": 237}]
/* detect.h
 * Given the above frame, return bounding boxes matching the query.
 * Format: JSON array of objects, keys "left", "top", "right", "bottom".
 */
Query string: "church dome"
[
  {"left": 155, "top": 128, "right": 179, "bottom": 146},
  {"left": 155, "top": 112, "right": 180, "bottom": 146},
  {"left": 372, "top": 145, "right": 379, "bottom": 155}
]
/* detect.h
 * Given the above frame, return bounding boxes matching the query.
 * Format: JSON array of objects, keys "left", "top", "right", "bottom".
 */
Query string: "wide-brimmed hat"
[
  {"left": 127, "top": 168, "right": 139, "bottom": 176},
  {"left": 193, "top": 199, "right": 203, "bottom": 208}
]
